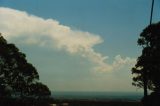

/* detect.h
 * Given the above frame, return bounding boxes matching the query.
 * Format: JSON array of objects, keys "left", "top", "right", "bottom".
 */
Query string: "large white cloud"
[{"left": 0, "top": 7, "right": 136, "bottom": 72}]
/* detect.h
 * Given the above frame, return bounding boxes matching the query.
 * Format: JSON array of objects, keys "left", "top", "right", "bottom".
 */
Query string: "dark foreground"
[
  {"left": 53, "top": 99, "right": 142, "bottom": 106},
  {"left": 0, "top": 99, "right": 142, "bottom": 106}
]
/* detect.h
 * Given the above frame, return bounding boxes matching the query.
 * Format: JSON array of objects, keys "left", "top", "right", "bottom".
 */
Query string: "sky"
[{"left": 0, "top": 0, "right": 160, "bottom": 92}]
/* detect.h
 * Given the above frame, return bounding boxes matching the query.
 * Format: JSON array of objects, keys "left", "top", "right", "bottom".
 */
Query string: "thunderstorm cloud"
[{"left": 0, "top": 7, "right": 136, "bottom": 72}]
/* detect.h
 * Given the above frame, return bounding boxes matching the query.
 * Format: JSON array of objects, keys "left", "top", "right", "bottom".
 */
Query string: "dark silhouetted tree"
[
  {"left": 0, "top": 34, "right": 51, "bottom": 98},
  {"left": 29, "top": 82, "right": 51, "bottom": 98},
  {"left": 132, "top": 22, "right": 160, "bottom": 104}
]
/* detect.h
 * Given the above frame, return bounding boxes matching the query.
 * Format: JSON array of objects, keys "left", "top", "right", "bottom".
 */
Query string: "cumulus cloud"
[{"left": 0, "top": 7, "right": 136, "bottom": 72}]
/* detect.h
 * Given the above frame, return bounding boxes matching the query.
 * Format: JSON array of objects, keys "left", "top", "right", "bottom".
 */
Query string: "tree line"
[{"left": 0, "top": 33, "right": 51, "bottom": 99}]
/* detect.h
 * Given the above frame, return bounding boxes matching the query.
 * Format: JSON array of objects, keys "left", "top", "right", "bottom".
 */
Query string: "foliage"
[
  {"left": 132, "top": 22, "right": 160, "bottom": 92},
  {"left": 0, "top": 34, "right": 51, "bottom": 98}
]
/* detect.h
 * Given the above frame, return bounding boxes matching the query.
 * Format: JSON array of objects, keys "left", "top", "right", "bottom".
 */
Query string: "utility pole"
[{"left": 150, "top": 0, "right": 154, "bottom": 25}]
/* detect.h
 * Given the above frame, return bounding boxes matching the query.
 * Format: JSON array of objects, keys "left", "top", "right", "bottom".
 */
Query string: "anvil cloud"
[{"left": 0, "top": 7, "right": 136, "bottom": 72}]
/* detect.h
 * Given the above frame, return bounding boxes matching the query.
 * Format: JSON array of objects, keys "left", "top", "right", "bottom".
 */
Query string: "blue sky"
[{"left": 0, "top": 0, "right": 160, "bottom": 92}]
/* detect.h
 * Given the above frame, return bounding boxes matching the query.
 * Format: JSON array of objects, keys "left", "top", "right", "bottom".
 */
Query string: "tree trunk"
[{"left": 143, "top": 70, "right": 148, "bottom": 106}]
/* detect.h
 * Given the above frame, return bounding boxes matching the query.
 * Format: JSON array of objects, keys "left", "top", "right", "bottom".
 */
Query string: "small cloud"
[
  {"left": 0, "top": 7, "right": 136, "bottom": 72},
  {"left": 112, "top": 55, "right": 136, "bottom": 70}
]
